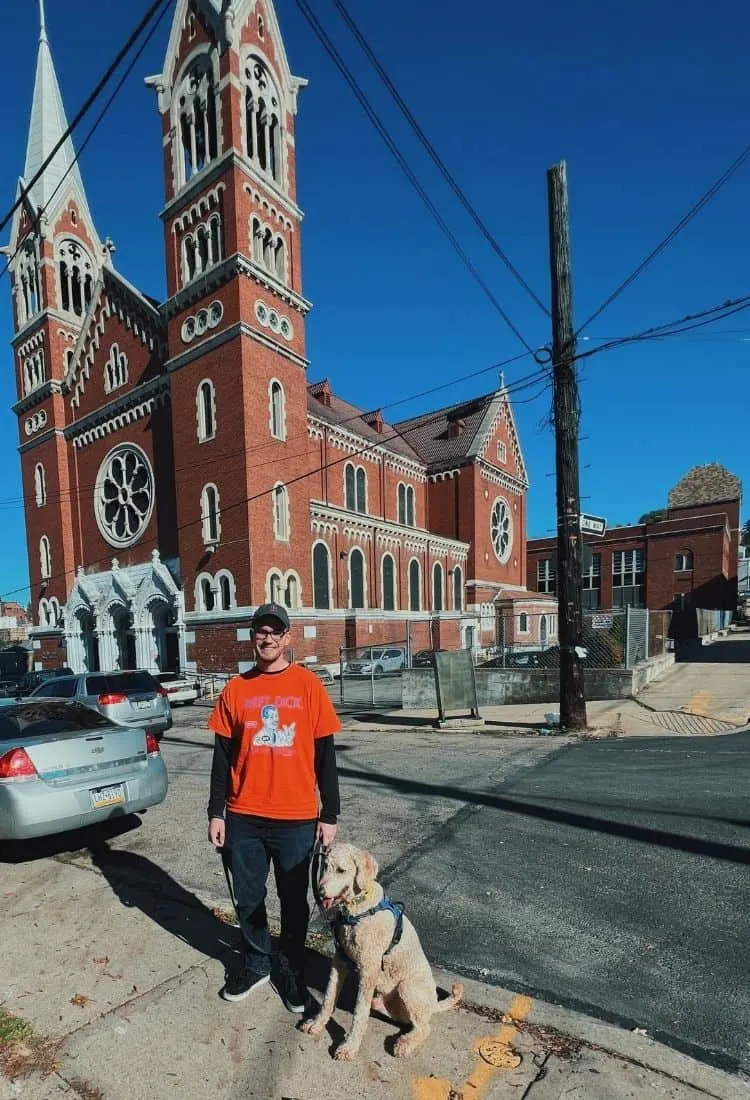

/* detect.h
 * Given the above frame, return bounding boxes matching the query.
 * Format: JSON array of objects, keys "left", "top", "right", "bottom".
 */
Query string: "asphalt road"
[{"left": 11, "top": 708, "right": 749, "bottom": 1078}]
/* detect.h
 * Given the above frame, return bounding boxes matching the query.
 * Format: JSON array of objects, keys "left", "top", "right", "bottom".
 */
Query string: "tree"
[
  {"left": 742, "top": 519, "right": 750, "bottom": 548},
  {"left": 639, "top": 509, "right": 667, "bottom": 525}
]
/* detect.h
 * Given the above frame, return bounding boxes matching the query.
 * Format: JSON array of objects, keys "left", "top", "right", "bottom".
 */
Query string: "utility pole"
[{"left": 546, "top": 160, "right": 587, "bottom": 731}]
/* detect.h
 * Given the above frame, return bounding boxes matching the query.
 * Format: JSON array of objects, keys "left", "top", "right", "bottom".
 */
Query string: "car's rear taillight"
[
  {"left": 97, "top": 693, "right": 128, "bottom": 705},
  {"left": 0, "top": 747, "right": 38, "bottom": 780},
  {"left": 158, "top": 688, "right": 169, "bottom": 699},
  {"left": 145, "top": 733, "right": 160, "bottom": 757}
]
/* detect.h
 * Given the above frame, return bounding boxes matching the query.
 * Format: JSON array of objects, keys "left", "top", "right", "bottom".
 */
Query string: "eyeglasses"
[{"left": 254, "top": 628, "right": 286, "bottom": 640}]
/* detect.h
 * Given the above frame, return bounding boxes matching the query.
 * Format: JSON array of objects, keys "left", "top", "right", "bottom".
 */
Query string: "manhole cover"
[{"left": 477, "top": 1039, "right": 522, "bottom": 1069}]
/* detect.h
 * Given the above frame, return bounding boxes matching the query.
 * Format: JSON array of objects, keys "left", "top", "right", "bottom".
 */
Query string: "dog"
[{"left": 301, "top": 842, "right": 462, "bottom": 1061}]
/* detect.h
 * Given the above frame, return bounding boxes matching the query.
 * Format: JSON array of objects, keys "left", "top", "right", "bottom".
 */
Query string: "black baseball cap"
[{"left": 251, "top": 603, "right": 290, "bottom": 631}]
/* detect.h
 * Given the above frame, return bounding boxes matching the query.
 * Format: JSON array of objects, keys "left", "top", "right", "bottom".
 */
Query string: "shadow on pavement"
[
  {"left": 677, "top": 636, "right": 750, "bottom": 664},
  {"left": 88, "top": 840, "right": 240, "bottom": 964},
  {"left": 0, "top": 812, "right": 142, "bottom": 864}
]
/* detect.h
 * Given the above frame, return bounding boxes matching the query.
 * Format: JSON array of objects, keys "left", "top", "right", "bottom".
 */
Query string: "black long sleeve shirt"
[{"left": 207, "top": 733, "right": 340, "bottom": 825}]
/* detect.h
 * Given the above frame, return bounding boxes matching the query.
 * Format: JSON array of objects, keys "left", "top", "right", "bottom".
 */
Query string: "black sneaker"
[
  {"left": 271, "top": 965, "right": 308, "bottom": 1013},
  {"left": 221, "top": 967, "right": 270, "bottom": 1002}
]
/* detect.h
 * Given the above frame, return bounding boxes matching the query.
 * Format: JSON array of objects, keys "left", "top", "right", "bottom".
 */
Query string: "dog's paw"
[
  {"left": 300, "top": 1018, "right": 325, "bottom": 1037},
  {"left": 333, "top": 1042, "right": 358, "bottom": 1062},
  {"left": 392, "top": 1035, "right": 416, "bottom": 1059}
]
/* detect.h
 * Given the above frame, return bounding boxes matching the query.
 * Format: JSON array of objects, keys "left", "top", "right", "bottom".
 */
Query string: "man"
[{"left": 207, "top": 603, "right": 341, "bottom": 1010}]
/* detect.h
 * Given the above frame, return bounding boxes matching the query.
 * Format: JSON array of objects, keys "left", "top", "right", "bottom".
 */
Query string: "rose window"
[
  {"left": 95, "top": 444, "right": 155, "bottom": 548},
  {"left": 491, "top": 498, "right": 513, "bottom": 563}
]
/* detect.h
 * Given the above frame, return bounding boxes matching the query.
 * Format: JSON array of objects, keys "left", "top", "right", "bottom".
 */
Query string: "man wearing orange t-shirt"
[{"left": 207, "top": 603, "right": 341, "bottom": 1010}]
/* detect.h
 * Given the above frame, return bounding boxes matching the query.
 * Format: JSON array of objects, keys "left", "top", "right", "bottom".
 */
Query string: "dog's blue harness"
[{"left": 332, "top": 897, "right": 405, "bottom": 961}]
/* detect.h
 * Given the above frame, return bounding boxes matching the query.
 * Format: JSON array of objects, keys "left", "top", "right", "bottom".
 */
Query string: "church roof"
[
  {"left": 393, "top": 393, "right": 496, "bottom": 468},
  {"left": 22, "top": 1, "right": 87, "bottom": 217},
  {"left": 307, "top": 383, "right": 423, "bottom": 464}
]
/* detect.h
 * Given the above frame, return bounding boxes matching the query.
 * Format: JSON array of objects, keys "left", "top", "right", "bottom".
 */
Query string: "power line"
[
  {"left": 577, "top": 142, "right": 750, "bottom": 335},
  {"left": 0, "top": 0, "right": 173, "bottom": 284},
  {"left": 0, "top": 0, "right": 172, "bottom": 238},
  {"left": 294, "top": 0, "right": 535, "bottom": 354},
  {"left": 0, "top": 366, "right": 552, "bottom": 600},
  {"left": 331, "top": 0, "right": 549, "bottom": 317}
]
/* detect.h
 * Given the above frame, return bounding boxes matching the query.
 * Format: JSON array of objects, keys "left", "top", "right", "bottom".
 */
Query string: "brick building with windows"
[
  {"left": 527, "top": 464, "right": 742, "bottom": 622},
  {"left": 5, "top": 0, "right": 554, "bottom": 675}
]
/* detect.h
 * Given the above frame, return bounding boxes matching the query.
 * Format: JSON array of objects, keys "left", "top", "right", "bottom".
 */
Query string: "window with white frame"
[
  {"left": 197, "top": 379, "right": 216, "bottom": 442},
  {"left": 674, "top": 550, "right": 694, "bottom": 572},
  {"left": 176, "top": 56, "right": 218, "bottom": 186},
  {"left": 200, "top": 484, "right": 220, "bottom": 546},
  {"left": 23, "top": 349, "right": 45, "bottom": 394},
  {"left": 244, "top": 58, "right": 282, "bottom": 184},
  {"left": 182, "top": 214, "right": 223, "bottom": 284},
  {"left": 251, "top": 219, "right": 287, "bottom": 281},
  {"left": 356, "top": 468, "right": 367, "bottom": 513},
  {"left": 349, "top": 548, "right": 366, "bottom": 609},
  {"left": 612, "top": 549, "right": 645, "bottom": 608},
  {"left": 408, "top": 558, "right": 421, "bottom": 611},
  {"left": 34, "top": 463, "right": 46, "bottom": 507},
  {"left": 497, "top": 441, "right": 507, "bottom": 463},
  {"left": 216, "top": 570, "right": 236, "bottom": 610},
  {"left": 57, "top": 239, "right": 94, "bottom": 317},
  {"left": 583, "top": 552, "right": 601, "bottom": 610},
  {"left": 453, "top": 565, "right": 463, "bottom": 610},
  {"left": 269, "top": 379, "right": 286, "bottom": 439},
  {"left": 273, "top": 483, "right": 289, "bottom": 541},
  {"left": 345, "top": 464, "right": 356, "bottom": 511},
  {"left": 285, "top": 572, "right": 300, "bottom": 610},
  {"left": 269, "top": 571, "right": 283, "bottom": 604},
  {"left": 398, "top": 483, "right": 416, "bottom": 526},
  {"left": 537, "top": 558, "right": 556, "bottom": 594},
  {"left": 15, "top": 240, "right": 42, "bottom": 325},
  {"left": 312, "top": 542, "right": 331, "bottom": 609},
  {"left": 518, "top": 612, "right": 529, "bottom": 633},
  {"left": 433, "top": 562, "right": 443, "bottom": 611},
  {"left": 104, "top": 343, "right": 128, "bottom": 394},
  {"left": 199, "top": 575, "right": 215, "bottom": 612},
  {"left": 40, "top": 535, "right": 52, "bottom": 581},
  {"left": 382, "top": 553, "right": 396, "bottom": 611}
]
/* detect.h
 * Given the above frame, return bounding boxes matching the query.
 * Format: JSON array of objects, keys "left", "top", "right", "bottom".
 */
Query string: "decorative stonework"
[
  {"left": 24, "top": 409, "right": 48, "bottom": 436},
  {"left": 94, "top": 443, "right": 155, "bottom": 548},
  {"left": 181, "top": 300, "right": 224, "bottom": 343},
  {"left": 255, "top": 300, "right": 293, "bottom": 341},
  {"left": 491, "top": 497, "right": 513, "bottom": 564}
]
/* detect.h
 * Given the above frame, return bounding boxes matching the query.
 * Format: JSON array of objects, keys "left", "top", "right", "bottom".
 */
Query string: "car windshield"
[
  {"left": 85, "top": 672, "right": 157, "bottom": 695},
  {"left": 0, "top": 701, "right": 112, "bottom": 739}
]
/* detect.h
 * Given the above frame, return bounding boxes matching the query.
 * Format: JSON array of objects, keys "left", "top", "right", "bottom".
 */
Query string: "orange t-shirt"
[{"left": 208, "top": 664, "right": 342, "bottom": 820}]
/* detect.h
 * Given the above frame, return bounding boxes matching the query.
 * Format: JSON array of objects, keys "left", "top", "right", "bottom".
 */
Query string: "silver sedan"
[{"left": 0, "top": 699, "right": 168, "bottom": 841}]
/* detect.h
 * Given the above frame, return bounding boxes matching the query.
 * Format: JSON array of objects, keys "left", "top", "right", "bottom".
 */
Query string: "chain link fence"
[
  {"left": 485, "top": 608, "right": 663, "bottom": 670},
  {"left": 339, "top": 640, "right": 408, "bottom": 708}
]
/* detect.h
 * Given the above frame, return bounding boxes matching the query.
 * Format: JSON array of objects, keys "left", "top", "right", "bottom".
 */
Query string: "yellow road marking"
[
  {"left": 685, "top": 691, "right": 713, "bottom": 716},
  {"left": 412, "top": 994, "right": 533, "bottom": 1100}
]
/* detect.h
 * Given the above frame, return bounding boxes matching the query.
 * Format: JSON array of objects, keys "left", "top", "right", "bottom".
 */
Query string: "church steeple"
[{"left": 22, "top": 0, "right": 88, "bottom": 218}]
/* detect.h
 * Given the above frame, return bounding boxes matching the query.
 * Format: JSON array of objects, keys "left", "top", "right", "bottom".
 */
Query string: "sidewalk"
[{"left": 2, "top": 848, "right": 746, "bottom": 1099}]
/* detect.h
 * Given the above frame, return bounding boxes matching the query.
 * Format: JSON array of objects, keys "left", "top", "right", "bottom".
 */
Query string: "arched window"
[
  {"left": 216, "top": 570, "right": 235, "bottom": 610},
  {"left": 344, "top": 463, "right": 356, "bottom": 511},
  {"left": 408, "top": 559, "right": 421, "bottom": 611},
  {"left": 285, "top": 573, "right": 299, "bottom": 609},
  {"left": 23, "top": 350, "right": 45, "bottom": 394},
  {"left": 16, "top": 240, "right": 42, "bottom": 325},
  {"left": 397, "top": 483, "right": 406, "bottom": 525},
  {"left": 38, "top": 598, "right": 50, "bottom": 628},
  {"left": 210, "top": 216, "right": 222, "bottom": 265},
  {"left": 406, "top": 485, "right": 416, "bottom": 527},
  {"left": 453, "top": 565, "right": 463, "bottom": 611},
  {"left": 184, "top": 235, "right": 197, "bottom": 282},
  {"left": 674, "top": 550, "right": 694, "bottom": 572},
  {"left": 40, "top": 536, "right": 52, "bottom": 581},
  {"left": 176, "top": 56, "right": 218, "bottom": 185},
  {"left": 275, "top": 237, "right": 286, "bottom": 281},
  {"left": 197, "top": 379, "right": 216, "bottom": 441},
  {"left": 433, "top": 563, "right": 443, "bottom": 612},
  {"left": 201, "top": 484, "right": 220, "bottom": 545},
  {"left": 382, "top": 554, "right": 396, "bottom": 611},
  {"left": 57, "top": 239, "right": 94, "bottom": 317},
  {"left": 269, "top": 380, "right": 285, "bottom": 439},
  {"left": 349, "top": 548, "right": 366, "bottom": 609},
  {"left": 245, "top": 58, "right": 282, "bottom": 184},
  {"left": 273, "top": 483, "right": 289, "bottom": 540},
  {"left": 252, "top": 217, "right": 263, "bottom": 263},
  {"left": 34, "top": 463, "right": 46, "bottom": 507},
  {"left": 201, "top": 576, "right": 215, "bottom": 612},
  {"left": 104, "top": 344, "right": 128, "bottom": 393},
  {"left": 355, "top": 467, "right": 367, "bottom": 514},
  {"left": 313, "top": 541, "right": 331, "bottom": 610},
  {"left": 196, "top": 225, "right": 210, "bottom": 272},
  {"left": 269, "top": 570, "right": 283, "bottom": 604}
]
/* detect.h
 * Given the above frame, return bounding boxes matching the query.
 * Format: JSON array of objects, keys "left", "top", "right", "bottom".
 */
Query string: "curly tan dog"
[{"left": 301, "top": 842, "right": 462, "bottom": 1061}]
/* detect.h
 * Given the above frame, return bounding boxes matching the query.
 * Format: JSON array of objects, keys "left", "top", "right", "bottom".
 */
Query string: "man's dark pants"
[{"left": 225, "top": 812, "right": 316, "bottom": 979}]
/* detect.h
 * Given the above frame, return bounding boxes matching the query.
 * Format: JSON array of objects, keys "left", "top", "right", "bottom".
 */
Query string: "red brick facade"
[{"left": 8, "top": 1, "right": 545, "bottom": 675}]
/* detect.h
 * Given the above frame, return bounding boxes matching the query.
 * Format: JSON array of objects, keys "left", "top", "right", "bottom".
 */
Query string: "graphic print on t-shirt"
[{"left": 252, "top": 703, "right": 296, "bottom": 747}]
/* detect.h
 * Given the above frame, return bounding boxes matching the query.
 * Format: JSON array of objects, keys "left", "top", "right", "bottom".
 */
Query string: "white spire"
[{"left": 22, "top": 5, "right": 86, "bottom": 215}]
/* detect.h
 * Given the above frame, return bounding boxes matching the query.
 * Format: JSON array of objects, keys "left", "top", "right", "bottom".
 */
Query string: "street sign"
[{"left": 580, "top": 513, "right": 606, "bottom": 537}]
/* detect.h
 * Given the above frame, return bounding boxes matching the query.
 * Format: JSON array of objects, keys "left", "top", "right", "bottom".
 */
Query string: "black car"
[
  {"left": 16, "top": 667, "right": 75, "bottom": 697},
  {"left": 411, "top": 649, "right": 442, "bottom": 668}
]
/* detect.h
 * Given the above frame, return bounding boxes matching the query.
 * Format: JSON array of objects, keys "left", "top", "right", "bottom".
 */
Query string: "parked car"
[
  {"left": 344, "top": 647, "right": 406, "bottom": 677},
  {"left": 155, "top": 671, "right": 201, "bottom": 706},
  {"left": 410, "top": 649, "right": 449, "bottom": 668},
  {"left": 29, "top": 670, "right": 173, "bottom": 739},
  {"left": 16, "top": 668, "right": 75, "bottom": 698},
  {"left": 0, "top": 698, "right": 168, "bottom": 841}
]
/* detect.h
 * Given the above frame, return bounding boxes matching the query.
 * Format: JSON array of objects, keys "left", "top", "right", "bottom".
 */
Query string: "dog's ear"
[{"left": 353, "top": 849, "right": 379, "bottom": 894}]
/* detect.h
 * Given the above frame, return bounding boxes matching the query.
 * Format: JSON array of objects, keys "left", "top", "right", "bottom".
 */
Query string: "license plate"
[
  {"left": 136, "top": 699, "right": 151, "bottom": 710},
  {"left": 90, "top": 784, "right": 125, "bottom": 809}
]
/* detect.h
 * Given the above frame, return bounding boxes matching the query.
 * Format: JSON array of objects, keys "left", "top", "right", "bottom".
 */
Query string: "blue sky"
[{"left": 2, "top": 0, "right": 749, "bottom": 600}]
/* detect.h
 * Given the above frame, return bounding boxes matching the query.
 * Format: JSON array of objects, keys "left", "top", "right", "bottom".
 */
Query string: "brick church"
[{"left": 6, "top": 0, "right": 553, "bottom": 676}]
